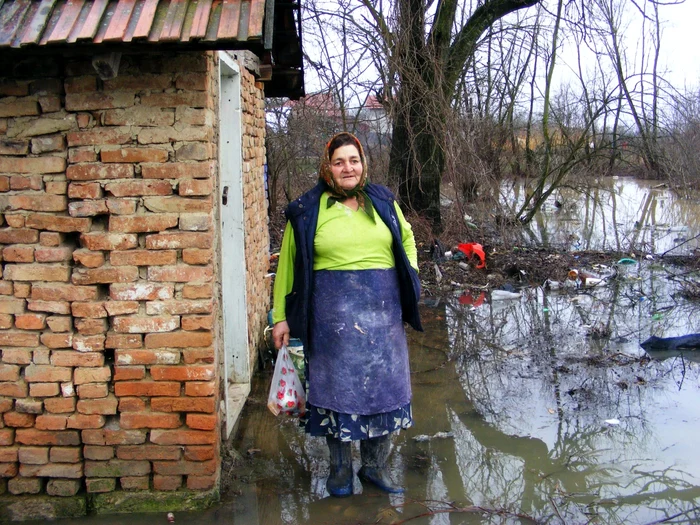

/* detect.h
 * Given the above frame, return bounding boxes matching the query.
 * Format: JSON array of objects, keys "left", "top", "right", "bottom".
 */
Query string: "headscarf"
[{"left": 319, "top": 132, "right": 375, "bottom": 220}]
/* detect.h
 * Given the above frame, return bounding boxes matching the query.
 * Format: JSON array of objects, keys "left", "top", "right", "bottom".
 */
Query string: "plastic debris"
[
  {"left": 617, "top": 257, "right": 637, "bottom": 265},
  {"left": 167, "top": 512, "right": 175, "bottom": 523},
  {"left": 491, "top": 290, "right": 522, "bottom": 300},
  {"left": 413, "top": 431, "right": 455, "bottom": 442},
  {"left": 456, "top": 243, "right": 486, "bottom": 269},
  {"left": 458, "top": 291, "right": 485, "bottom": 307},
  {"left": 604, "top": 419, "right": 620, "bottom": 426}
]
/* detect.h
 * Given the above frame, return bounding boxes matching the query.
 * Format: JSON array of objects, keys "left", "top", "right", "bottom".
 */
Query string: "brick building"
[{"left": 0, "top": 0, "right": 302, "bottom": 518}]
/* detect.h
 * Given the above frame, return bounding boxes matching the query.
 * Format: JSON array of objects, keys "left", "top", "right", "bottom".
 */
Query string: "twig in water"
[
  {"left": 660, "top": 232, "right": 700, "bottom": 258},
  {"left": 643, "top": 506, "right": 700, "bottom": 524}
]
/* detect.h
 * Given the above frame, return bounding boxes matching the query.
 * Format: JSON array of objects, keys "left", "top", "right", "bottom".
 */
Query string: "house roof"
[
  {"left": 0, "top": 0, "right": 304, "bottom": 98},
  {"left": 0, "top": 0, "right": 265, "bottom": 48}
]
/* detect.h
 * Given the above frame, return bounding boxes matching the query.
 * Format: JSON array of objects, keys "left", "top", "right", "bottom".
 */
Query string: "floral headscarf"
[{"left": 319, "top": 132, "right": 375, "bottom": 220}]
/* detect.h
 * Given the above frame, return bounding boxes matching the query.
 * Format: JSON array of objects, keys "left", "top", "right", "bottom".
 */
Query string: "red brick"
[
  {"left": 84, "top": 459, "right": 150, "bottom": 477},
  {"left": 145, "top": 331, "right": 212, "bottom": 349},
  {"left": 32, "top": 283, "right": 99, "bottom": 302},
  {"left": 5, "top": 215, "right": 25, "bottom": 227},
  {"left": 72, "top": 266, "right": 138, "bottom": 285},
  {"left": 112, "top": 316, "right": 180, "bottom": 334},
  {"left": 113, "top": 366, "right": 145, "bottom": 381},
  {"left": 67, "top": 182, "right": 102, "bottom": 199},
  {"left": 52, "top": 351, "right": 106, "bottom": 369},
  {"left": 46, "top": 478, "right": 81, "bottom": 496},
  {"left": 147, "top": 265, "right": 213, "bottom": 283},
  {"left": 181, "top": 347, "right": 215, "bottom": 364},
  {"left": 80, "top": 232, "right": 138, "bottom": 251},
  {"left": 104, "top": 105, "right": 175, "bottom": 126},
  {"left": 46, "top": 315, "right": 72, "bottom": 332},
  {"left": 101, "top": 148, "right": 168, "bottom": 163},
  {"left": 182, "top": 248, "right": 212, "bottom": 265},
  {"left": 186, "top": 414, "right": 216, "bottom": 431},
  {"left": 0, "top": 365, "right": 20, "bottom": 382},
  {"left": 41, "top": 333, "right": 73, "bottom": 349},
  {"left": 114, "top": 382, "right": 180, "bottom": 397},
  {"left": 13, "top": 282, "right": 31, "bottom": 298},
  {"left": 74, "top": 367, "right": 111, "bottom": 385},
  {"left": 29, "top": 382, "right": 60, "bottom": 397},
  {"left": 0, "top": 463, "right": 19, "bottom": 478},
  {"left": 4, "top": 412, "right": 35, "bottom": 428},
  {"left": 76, "top": 396, "right": 118, "bottom": 415},
  {"left": 75, "top": 317, "right": 108, "bottom": 336},
  {"left": 15, "top": 429, "right": 80, "bottom": 446},
  {"left": 83, "top": 445, "right": 114, "bottom": 460},
  {"left": 35, "top": 246, "right": 74, "bottom": 263},
  {"left": 69, "top": 200, "right": 109, "bottom": 217},
  {"left": 103, "top": 301, "right": 139, "bottom": 316},
  {"left": 71, "top": 301, "right": 107, "bottom": 318},
  {"left": 66, "top": 163, "right": 134, "bottom": 181},
  {"left": 121, "top": 412, "right": 181, "bottom": 429},
  {"left": 29, "top": 300, "right": 71, "bottom": 314},
  {"left": 18, "top": 446, "right": 49, "bottom": 465},
  {"left": 115, "top": 349, "right": 179, "bottom": 366},
  {"left": 3, "top": 264, "right": 70, "bottom": 283},
  {"left": 8, "top": 195, "right": 67, "bottom": 212},
  {"left": 67, "top": 414, "right": 105, "bottom": 429},
  {"left": 153, "top": 474, "right": 181, "bottom": 491},
  {"left": 0, "top": 383, "right": 27, "bottom": 399},
  {"left": 85, "top": 478, "right": 116, "bottom": 492},
  {"left": 142, "top": 196, "right": 212, "bottom": 214},
  {"left": 77, "top": 383, "right": 109, "bottom": 399},
  {"left": 73, "top": 249, "right": 105, "bottom": 268},
  {"left": 10, "top": 175, "right": 43, "bottom": 191},
  {"left": 45, "top": 180, "right": 68, "bottom": 194},
  {"left": 0, "top": 297, "right": 24, "bottom": 314},
  {"left": 0, "top": 446, "right": 18, "bottom": 463},
  {"left": 105, "top": 333, "right": 142, "bottom": 349},
  {"left": 49, "top": 446, "right": 81, "bottom": 463},
  {"left": 106, "top": 198, "right": 137, "bottom": 215},
  {"left": 103, "top": 74, "right": 172, "bottom": 91},
  {"left": 34, "top": 414, "right": 68, "bottom": 430},
  {"left": 175, "top": 73, "right": 210, "bottom": 91},
  {"left": 0, "top": 228, "right": 38, "bottom": 244},
  {"left": 2, "top": 348, "right": 32, "bottom": 365},
  {"left": 0, "top": 332, "right": 39, "bottom": 347},
  {"left": 150, "top": 429, "right": 216, "bottom": 445},
  {"left": 20, "top": 462, "right": 82, "bottom": 478},
  {"left": 120, "top": 476, "right": 149, "bottom": 490},
  {"left": 25, "top": 213, "right": 91, "bottom": 233},
  {"left": 141, "top": 161, "right": 214, "bottom": 180},
  {"left": 44, "top": 397, "right": 76, "bottom": 414},
  {"left": 150, "top": 397, "right": 215, "bottom": 413},
  {"left": 65, "top": 92, "right": 134, "bottom": 111},
  {"left": 108, "top": 214, "right": 179, "bottom": 233},
  {"left": 187, "top": 474, "right": 217, "bottom": 490},
  {"left": 14, "top": 313, "right": 46, "bottom": 330},
  {"left": 0, "top": 156, "right": 65, "bottom": 174},
  {"left": 32, "top": 347, "right": 50, "bottom": 365},
  {"left": 68, "top": 147, "right": 98, "bottom": 163},
  {"left": 184, "top": 445, "right": 215, "bottom": 461},
  {"left": 72, "top": 334, "right": 105, "bottom": 352},
  {"left": 0, "top": 314, "right": 12, "bottom": 329},
  {"left": 106, "top": 181, "right": 172, "bottom": 200},
  {"left": 153, "top": 459, "right": 216, "bottom": 476},
  {"left": 2, "top": 245, "right": 34, "bottom": 263},
  {"left": 0, "top": 429, "right": 14, "bottom": 446},
  {"left": 151, "top": 365, "right": 214, "bottom": 382},
  {"left": 109, "top": 282, "right": 173, "bottom": 301},
  {"left": 145, "top": 232, "right": 212, "bottom": 249},
  {"left": 140, "top": 92, "right": 208, "bottom": 108},
  {"left": 116, "top": 445, "right": 180, "bottom": 461},
  {"left": 185, "top": 381, "right": 216, "bottom": 397},
  {"left": 0, "top": 399, "right": 13, "bottom": 413},
  {"left": 0, "top": 80, "right": 29, "bottom": 96},
  {"left": 39, "top": 232, "right": 65, "bottom": 246},
  {"left": 118, "top": 398, "right": 145, "bottom": 412},
  {"left": 67, "top": 127, "right": 131, "bottom": 147},
  {"left": 147, "top": 300, "right": 212, "bottom": 316},
  {"left": 178, "top": 178, "right": 212, "bottom": 196},
  {"left": 24, "top": 365, "right": 71, "bottom": 383},
  {"left": 64, "top": 76, "right": 97, "bottom": 93},
  {"left": 110, "top": 249, "right": 176, "bottom": 266},
  {"left": 181, "top": 315, "right": 213, "bottom": 331}
]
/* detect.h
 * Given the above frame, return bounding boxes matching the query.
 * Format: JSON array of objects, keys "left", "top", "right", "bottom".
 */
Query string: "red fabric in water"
[{"left": 457, "top": 243, "right": 486, "bottom": 269}]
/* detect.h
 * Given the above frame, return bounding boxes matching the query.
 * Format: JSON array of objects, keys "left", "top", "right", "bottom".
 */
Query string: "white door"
[{"left": 219, "top": 53, "right": 251, "bottom": 437}]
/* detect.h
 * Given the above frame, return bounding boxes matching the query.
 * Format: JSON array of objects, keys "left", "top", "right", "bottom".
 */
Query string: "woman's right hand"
[{"left": 272, "top": 321, "right": 290, "bottom": 350}]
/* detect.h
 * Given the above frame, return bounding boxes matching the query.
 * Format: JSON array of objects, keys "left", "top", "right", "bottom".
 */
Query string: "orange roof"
[{"left": 0, "top": 0, "right": 266, "bottom": 49}]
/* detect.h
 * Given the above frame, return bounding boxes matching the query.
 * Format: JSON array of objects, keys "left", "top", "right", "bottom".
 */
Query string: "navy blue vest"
[{"left": 283, "top": 182, "right": 422, "bottom": 345}]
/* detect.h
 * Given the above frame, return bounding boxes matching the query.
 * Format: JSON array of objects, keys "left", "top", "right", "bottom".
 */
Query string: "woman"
[{"left": 271, "top": 132, "right": 422, "bottom": 497}]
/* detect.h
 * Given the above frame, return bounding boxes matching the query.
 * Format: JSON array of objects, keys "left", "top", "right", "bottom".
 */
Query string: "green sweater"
[{"left": 272, "top": 192, "right": 418, "bottom": 324}]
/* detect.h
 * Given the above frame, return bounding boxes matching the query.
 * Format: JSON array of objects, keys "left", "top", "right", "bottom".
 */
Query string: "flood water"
[{"left": 38, "top": 178, "right": 700, "bottom": 525}]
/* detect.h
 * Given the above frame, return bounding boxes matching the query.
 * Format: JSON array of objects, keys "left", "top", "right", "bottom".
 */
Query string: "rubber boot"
[
  {"left": 358, "top": 435, "right": 404, "bottom": 494},
  {"left": 326, "top": 436, "right": 353, "bottom": 497}
]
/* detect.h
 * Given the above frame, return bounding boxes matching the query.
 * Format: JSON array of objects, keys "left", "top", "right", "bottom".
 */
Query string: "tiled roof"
[{"left": 0, "top": 0, "right": 266, "bottom": 49}]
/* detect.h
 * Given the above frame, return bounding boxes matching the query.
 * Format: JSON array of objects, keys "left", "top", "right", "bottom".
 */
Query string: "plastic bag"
[{"left": 267, "top": 345, "right": 306, "bottom": 416}]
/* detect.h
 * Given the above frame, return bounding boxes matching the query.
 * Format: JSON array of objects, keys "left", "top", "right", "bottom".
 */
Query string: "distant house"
[{"left": 0, "top": 0, "right": 302, "bottom": 518}]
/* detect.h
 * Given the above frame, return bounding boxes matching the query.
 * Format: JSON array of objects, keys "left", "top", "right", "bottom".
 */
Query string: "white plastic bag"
[{"left": 267, "top": 345, "right": 306, "bottom": 416}]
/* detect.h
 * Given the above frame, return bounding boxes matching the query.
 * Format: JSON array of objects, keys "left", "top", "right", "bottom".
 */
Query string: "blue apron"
[{"left": 308, "top": 268, "right": 412, "bottom": 415}]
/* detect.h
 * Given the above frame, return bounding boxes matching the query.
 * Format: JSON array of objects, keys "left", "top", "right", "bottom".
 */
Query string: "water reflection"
[{"left": 504, "top": 178, "right": 700, "bottom": 255}]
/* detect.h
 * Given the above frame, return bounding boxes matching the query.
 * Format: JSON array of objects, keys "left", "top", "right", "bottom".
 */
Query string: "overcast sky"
[{"left": 660, "top": 0, "right": 700, "bottom": 89}]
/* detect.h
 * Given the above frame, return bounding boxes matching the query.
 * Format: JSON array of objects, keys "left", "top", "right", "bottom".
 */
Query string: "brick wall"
[{"left": 0, "top": 50, "right": 270, "bottom": 499}]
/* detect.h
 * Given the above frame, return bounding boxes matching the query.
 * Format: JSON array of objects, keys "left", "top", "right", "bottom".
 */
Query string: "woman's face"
[{"left": 330, "top": 144, "right": 363, "bottom": 192}]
